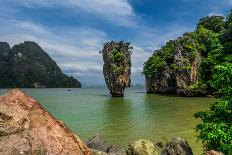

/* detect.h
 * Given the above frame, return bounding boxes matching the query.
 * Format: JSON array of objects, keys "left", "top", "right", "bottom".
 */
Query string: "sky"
[{"left": 0, "top": 0, "right": 231, "bottom": 86}]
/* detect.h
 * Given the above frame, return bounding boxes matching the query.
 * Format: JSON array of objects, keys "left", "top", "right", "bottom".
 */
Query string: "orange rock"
[{"left": 0, "top": 89, "right": 92, "bottom": 155}]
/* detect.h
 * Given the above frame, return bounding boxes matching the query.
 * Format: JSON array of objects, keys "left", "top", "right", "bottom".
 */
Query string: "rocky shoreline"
[{"left": 0, "top": 89, "right": 223, "bottom": 155}]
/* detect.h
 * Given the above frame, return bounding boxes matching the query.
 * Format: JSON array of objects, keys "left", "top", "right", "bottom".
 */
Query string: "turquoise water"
[{"left": 0, "top": 88, "right": 215, "bottom": 154}]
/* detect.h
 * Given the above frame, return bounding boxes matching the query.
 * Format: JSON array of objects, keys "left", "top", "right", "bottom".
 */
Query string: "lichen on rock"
[
  {"left": 125, "top": 139, "right": 158, "bottom": 155},
  {"left": 101, "top": 41, "right": 132, "bottom": 97}
]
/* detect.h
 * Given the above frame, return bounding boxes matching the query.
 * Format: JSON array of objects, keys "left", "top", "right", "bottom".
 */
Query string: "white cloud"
[
  {"left": 0, "top": 18, "right": 107, "bottom": 84},
  {"left": 8, "top": 0, "right": 136, "bottom": 27},
  {"left": 208, "top": 12, "right": 224, "bottom": 17}
]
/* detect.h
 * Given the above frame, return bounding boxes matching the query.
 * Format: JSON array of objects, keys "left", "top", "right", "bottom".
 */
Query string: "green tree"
[
  {"left": 194, "top": 63, "right": 232, "bottom": 154},
  {"left": 197, "top": 16, "right": 225, "bottom": 33}
]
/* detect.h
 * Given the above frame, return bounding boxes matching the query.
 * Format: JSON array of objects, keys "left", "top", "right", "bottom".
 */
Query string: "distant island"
[{"left": 0, "top": 41, "right": 81, "bottom": 88}]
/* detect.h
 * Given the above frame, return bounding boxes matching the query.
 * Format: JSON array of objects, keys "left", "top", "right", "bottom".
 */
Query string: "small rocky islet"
[{"left": 101, "top": 41, "right": 132, "bottom": 97}]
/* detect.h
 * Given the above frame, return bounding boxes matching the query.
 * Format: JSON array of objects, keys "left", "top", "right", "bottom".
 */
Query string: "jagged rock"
[
  {"left": 174, "top": 41, "right": 203, "bottom": 96},
  {"left": 0, "top": 89, "right": 91, "bottom": 155},
  {"left": 87, "top": 134, "right": 125, "bottom": 155},
  {"left": 160, "top": 137, "right": 193, "bottom": 155},
  {"left": 125, "top": 139, "right": 158, "bottom": 155},
  {"left": 0, "top": 41, "right": 81, "bottom": 88},
  {"left": 145, "top": 66, "right": 176, "bottom": 94},
  {"left": 205, "top": 150, "right": 224, "bottom": 155},
  {"left": 101, "top": 41, "right": 132, "bottom": 97}
]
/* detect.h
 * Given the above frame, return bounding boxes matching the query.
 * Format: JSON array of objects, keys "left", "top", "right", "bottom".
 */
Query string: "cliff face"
[
  {"left": 0, "top": 89, "right": 91, "bottom": 155},
  {"left": 144, "top": 34, "right": 205, "bottom": 96},
  {"left": 0, "top": 41, "right": 81, "bottom": 88},
  {"left": 101, "top": 41, "right": 132, "bottom": 97},
  {"left": 145, "top": 66, "right": 175, "bottom": 94}
]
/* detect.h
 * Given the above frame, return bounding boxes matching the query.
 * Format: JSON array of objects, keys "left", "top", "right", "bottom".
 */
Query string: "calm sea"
[{"left": 0, "top": 88, "right": 215, "bottom": 154}]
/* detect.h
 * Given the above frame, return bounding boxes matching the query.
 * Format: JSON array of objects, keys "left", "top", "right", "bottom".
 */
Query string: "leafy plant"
[{"left": 194, "top": 63, "right": 232, "bottom": 154}]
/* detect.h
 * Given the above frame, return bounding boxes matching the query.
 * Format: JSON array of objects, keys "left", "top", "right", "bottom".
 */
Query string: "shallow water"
[{"left": 0, "top": 88, "right": 215, "bottom": 154}]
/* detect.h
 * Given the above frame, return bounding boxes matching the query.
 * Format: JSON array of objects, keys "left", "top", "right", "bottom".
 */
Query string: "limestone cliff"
[
  {"left": 101, "top": 41, "right": 132, "bottom": 97},
  {"left": 0, "top": 41, "right": 81, "bottom": 88},
  {"left": 144, "top": 33, "right": 205, "bottom": 96},
  {"left": 0, "top": 89, "right": 91, "bottom": 155}
]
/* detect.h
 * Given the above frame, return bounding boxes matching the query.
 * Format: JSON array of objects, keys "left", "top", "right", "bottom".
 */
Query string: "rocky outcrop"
[
  {"left": 145, "top": 66, "right": 176, "bottom": 94},
  {"left": 87, "top": 134, "right": 125, "bottom": 155},
  {"left": 144, "top": 34, "right": 205, "bottom": 97},
  {"left": 160, "top": 137, "right": 193, "bottom": 155},
  {"left": 0, "top": 89, "right": 91, "bottom": 155},
  {"left": 125, "top": 139, "right": 158, "bottom": 155},
  {"left": 0, "top": 41, "right": 81, "bottom": 88},
  {"left": 101, "top": 41, "right": 132, "bottom": 97}
]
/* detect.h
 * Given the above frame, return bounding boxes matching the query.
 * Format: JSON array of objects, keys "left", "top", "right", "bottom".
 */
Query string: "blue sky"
[{"left": 0, "top": 0, "right": 231, "bottom": 86}]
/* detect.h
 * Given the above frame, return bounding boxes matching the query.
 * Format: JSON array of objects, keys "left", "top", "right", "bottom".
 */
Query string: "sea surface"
[{"left": 0, "top": 88, "right": 215, "bottom": 154}]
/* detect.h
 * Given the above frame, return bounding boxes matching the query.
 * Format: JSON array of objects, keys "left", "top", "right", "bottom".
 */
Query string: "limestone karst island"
[{"left": 0, "top": 1, "right": 231, "bottom": 155}]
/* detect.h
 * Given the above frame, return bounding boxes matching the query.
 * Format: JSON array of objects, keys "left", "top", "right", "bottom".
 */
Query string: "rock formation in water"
[
  {"left": 0, "top": 41, "right": 81, "bottom": 88},
  {"left": 144, "top": 32, "right": 206, "bottom": 97},
  {"left": 0, "top": 89, "right": 91, "bottom": 155},
  {"left": 101, "top": 41, "right": 132, "bottom": 97},
  {"left": 144, "top": 14, "right": 232, "bottom": 97}
]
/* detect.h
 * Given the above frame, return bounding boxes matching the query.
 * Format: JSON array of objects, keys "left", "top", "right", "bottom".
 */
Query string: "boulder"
[
  {"left": 87, "top": 134, "right": 125, "bottom": 155},
  {"left": 161, "top": 137, "right": 193, "bottom": 155},
  {"left": 125, "top": 139, "right": 158, "bottom": 155},
  {"left": 0, "top": 89, "right": 91, "bottom": 155}
]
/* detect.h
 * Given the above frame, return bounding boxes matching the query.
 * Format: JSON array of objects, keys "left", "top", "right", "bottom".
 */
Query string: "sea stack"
[{"left": 101, "top": 41, "right": 132, "bottom": 97}]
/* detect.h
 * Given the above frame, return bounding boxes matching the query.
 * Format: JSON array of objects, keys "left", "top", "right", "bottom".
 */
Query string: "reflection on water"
[
  {"left": 102, "top": 98, "right": 133, "bottom": 142},
  {"left": 0, "top": 88, "right": 215, "bottom": 154}
]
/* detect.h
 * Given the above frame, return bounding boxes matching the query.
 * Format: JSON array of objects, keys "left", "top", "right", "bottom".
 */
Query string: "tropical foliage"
[{"left": 194, "top": 63, "right": 232, "bottom": 154}]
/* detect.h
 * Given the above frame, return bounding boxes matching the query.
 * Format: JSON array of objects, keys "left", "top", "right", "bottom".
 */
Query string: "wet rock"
[
  {"left": 126, "top": 139, "right": 158, "bottom": 155},
  {"left": 87, "top": 134, "right": 125, "bottom": 154},
  {"left": 161, "top": 137, "right": 193, "bottom": 155},
  {"left": 205, "top": 150, "right": 224, "bottom": 155},
  {"left": 101, "top": 41, "right": 132, "bottom": 97},
  {"left": 0, "top": 89, "right": 91, "bottom": 155}
]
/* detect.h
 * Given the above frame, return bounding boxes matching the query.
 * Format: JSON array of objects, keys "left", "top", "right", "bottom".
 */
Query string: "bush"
[{"left": 194, "top": 63, "right": 232, "bottom": 154}]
